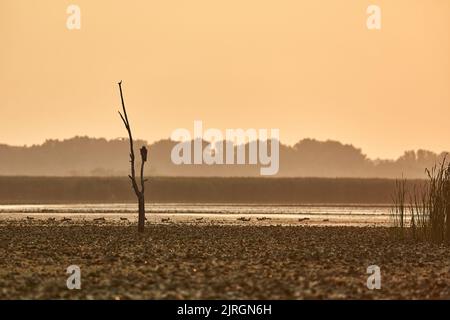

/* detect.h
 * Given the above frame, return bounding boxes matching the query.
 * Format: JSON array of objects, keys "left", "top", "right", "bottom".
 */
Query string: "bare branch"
[
  {"left": 117, "top": 81, "right": 148, "bottom": 233},
  {"left": 140, "top": 158, "right": 145, "bottom": 193},
  {"left": 118, "top": 111, "right": 127, "bottom": 127},
  {"left": 139, "top": 146, "right": 148, "bottom": 193},
  {"left": 118, "top": 81, "right": 140, "bottom": 197}
]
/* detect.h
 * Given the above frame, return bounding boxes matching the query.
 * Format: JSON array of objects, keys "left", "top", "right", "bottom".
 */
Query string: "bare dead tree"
[{"left": 117, "top": 81, "right": 148, "bottom": 233}]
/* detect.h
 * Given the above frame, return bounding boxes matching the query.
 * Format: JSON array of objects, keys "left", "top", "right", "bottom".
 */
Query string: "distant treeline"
[
  {"left": 0, "top": 136, "right": 446, "bottom": 178},
  {"left": 0, "top": 176, "right": 425, "bottom": 205}
]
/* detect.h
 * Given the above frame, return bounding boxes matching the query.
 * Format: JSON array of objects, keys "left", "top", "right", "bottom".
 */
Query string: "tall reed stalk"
[{"left": 391, "top": 156, "right": 450, "bottom": 244}]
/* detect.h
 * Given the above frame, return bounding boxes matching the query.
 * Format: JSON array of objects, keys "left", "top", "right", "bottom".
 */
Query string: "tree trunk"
[
  {"left": 138, "top": 195, "right": 145, "bottom": 233},
  {"left": 118, "top": 81, "right": 148, "bottom": 233}
]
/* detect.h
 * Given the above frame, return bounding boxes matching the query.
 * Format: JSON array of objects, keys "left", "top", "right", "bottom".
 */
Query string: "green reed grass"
[{"left": 391, "top": 156, "right": 450, "bottom": 244}]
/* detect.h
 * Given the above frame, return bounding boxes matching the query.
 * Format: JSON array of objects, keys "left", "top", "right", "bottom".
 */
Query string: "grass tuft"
[{"left": 391, "top": 156, "right": 450, "bottom": 244}]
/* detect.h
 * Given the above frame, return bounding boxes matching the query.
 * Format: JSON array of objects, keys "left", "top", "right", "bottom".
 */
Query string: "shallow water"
[
  {"left": 0, "top": 203, "right": 393, "bottom": 226},
  {"left": 0, "top": 203, "right": 390, "bottom": 214}
]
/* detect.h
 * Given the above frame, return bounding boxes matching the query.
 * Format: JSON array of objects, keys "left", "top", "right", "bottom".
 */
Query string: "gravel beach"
[{"left": 0, "top": 219, "right": 449, "bottom": 299}]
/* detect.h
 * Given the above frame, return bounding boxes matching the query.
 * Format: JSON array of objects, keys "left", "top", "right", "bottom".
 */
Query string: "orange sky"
[{"left": 1, "top": 0, "right": 449, "bottom": 159}]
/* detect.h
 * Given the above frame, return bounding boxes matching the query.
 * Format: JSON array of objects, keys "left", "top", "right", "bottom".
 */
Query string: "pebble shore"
[{"left": 0, "top": 220, "right": 449, "bottom": 299}]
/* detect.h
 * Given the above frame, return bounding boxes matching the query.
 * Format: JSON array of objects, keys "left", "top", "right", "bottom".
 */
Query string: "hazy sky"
[{"left": 1, "top": 0, "right": 449, "bottom": 159}]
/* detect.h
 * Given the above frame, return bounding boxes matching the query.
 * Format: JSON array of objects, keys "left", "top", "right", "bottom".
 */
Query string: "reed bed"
[{"left": 391, "top": 157, "right": 450, "bottom": 244}]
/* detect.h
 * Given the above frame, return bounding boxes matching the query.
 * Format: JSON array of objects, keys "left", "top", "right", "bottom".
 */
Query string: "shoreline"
[
  {"left": 1, "top": 221, "right": 449, "bottom": 299},
  {"left": 0, "top": 212, "right": 390, "bottom": 227}
]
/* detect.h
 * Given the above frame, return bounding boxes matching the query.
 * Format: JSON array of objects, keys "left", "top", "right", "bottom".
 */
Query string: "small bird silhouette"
[{"left": 140, "top": 146, "right": 148, "bottom": 162}]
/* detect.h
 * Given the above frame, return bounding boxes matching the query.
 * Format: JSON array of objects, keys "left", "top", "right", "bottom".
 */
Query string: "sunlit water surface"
[{"left": 0, "top": 203, "right": 394, "bottom": 226}]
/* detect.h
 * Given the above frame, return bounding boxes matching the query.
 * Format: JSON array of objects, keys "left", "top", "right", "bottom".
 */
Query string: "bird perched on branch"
[{"left": 140, "top": 146, "right": 148, "bottom": 162}]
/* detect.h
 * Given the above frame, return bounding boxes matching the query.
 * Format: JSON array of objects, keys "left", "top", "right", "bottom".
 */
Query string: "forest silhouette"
[{"left": 0, "top": 136, "right": 446, "bottom": 178}]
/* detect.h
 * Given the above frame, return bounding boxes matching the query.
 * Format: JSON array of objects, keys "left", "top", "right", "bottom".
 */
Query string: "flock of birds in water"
[{"left": 23, "top": 215, "right": 328, "bottom": 223}]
